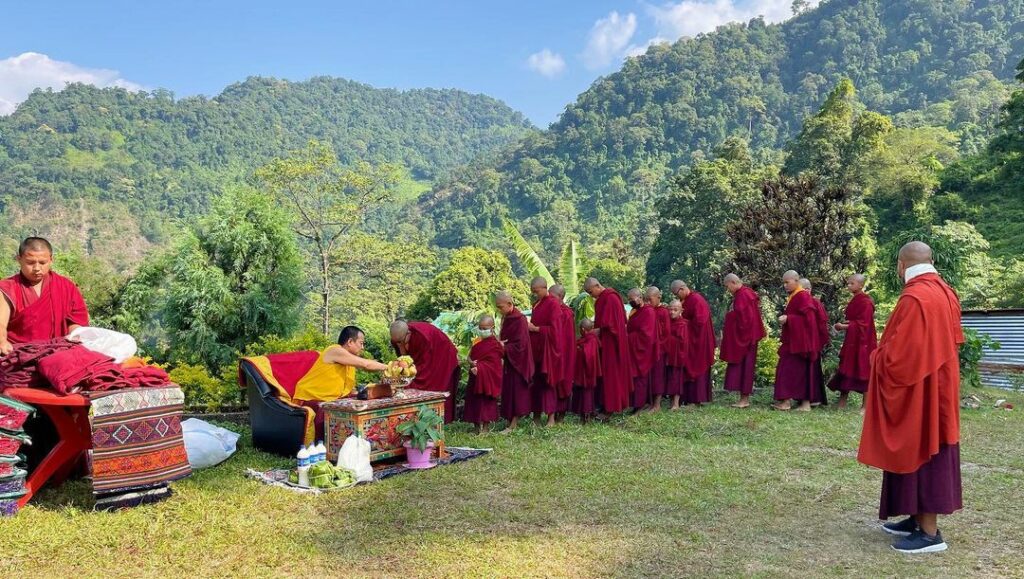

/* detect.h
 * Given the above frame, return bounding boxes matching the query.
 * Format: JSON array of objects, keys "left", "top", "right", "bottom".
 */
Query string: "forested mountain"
[
  {"left": 0, "top": 77, "right": 533, "bottom": 268},
  {"left": 424, "top": 0, "right": 1024, "bottom": 263}
]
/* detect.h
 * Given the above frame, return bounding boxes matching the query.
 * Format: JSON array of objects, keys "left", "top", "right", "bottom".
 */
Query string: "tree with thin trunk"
[{"left": 255, "top": 140, "right": 402, "bottom": 335}]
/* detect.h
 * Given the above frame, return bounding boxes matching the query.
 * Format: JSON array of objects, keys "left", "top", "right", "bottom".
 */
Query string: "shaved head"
[
  {"left": 550, "top": 284, "right": 566, "bottom": 300},
  {"left": 846, "top": 273, "right": 866, "bottom": 293},
  {"left": 782, "top": 270, "right": 800, "bottom": 281},
  {"left": 670, "top": 280, "right": 686, "bottom": 294},
  {"left": 799, "top": 278, "right": 812, "bottom": 290},
  {"left": 627, "top": 288, "right": 643, "bottom": 300},
  {"left": 899, "top": 241, "right": 933, "bottom": 267},
  {"left": 723, "top": 273, "right": 742, "bottom": 295},
  {"left": 478, "top": 314, "right": 495, "bottom": 326},
  {"left": 668, "top": 299, "right": 683, "bottom": 318},
  {"left": 389, "top": 320, "right": 410, "bottom": 344},
  {"left": 579, "top": 318, "right": 594, "bottom": 332},
  {"left": 584, "top": 277, "right": 603, "bottom": 298},
  {"left": 495, "top": 291, "right": 515, "bottom": 316},
  {"left": 18, "top": 237, "right": 52, "bottom": 256},
  {"left": 495, "top": 291, "right": 513, "bottom": 305},
  {"left": 530, "top": 277, "right": 549, "bottom": 289}
]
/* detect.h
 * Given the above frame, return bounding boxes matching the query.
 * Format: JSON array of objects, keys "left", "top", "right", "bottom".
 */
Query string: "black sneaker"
[
  {"left": 882, "top": 517, "right": 918, "bottom": 537},
  {"left": 892, "top": 529, "right": 948, "bottom": 554}
]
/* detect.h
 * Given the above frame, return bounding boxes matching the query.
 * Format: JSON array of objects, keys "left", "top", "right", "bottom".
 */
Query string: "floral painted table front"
[{"left": 322, "top": 389, "right": 447, "bottom": 463}]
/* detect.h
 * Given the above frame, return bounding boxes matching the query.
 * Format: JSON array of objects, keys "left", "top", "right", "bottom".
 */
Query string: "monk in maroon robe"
[
  {"left": 829, "top": 274, "right": 877, "bottom": 409},
  {"left": 528, "top": 278, "right": 563, "bottom": 426},
  {"left": 664, "top": 299, "right": 687, "bottom": 410},
  {"left": 585, "top": 277, "right": 630, "bottom": 415},
  {"left": 550, "top": 284, "right": 576, "bottom": 420},
  {"left": 571, "top": 318, "right": 600, "bottom": 422},
  {"left": 646, "top": 286, "right": 671, "bottom": 412},
  {"left": 464, "top": 315, "right": 503, "bottom": 433},
  {"left": 0, "top": 238, "right": 89, "bottom": 354},
  {"left": 496, "top": 292, "right": 534, "bottom": 433},
  {"left": 859, "top": 242, "right": 963, "bottom": 553},
  {"left": 673, "top": 281, "right": 715, "bottom": 406},
  {"left": 801, "top": 278, "right": 831, "bottom": 407},
  {"left": 626, "top": 288, "right": 657, "bottom": 411},
  {"left": 390, "top": 319, "right": 461, "bottom": 423},
  {"left": 720, "top": 274, "right": 765, "bottom": 408},
  {"left": 772, "top": 271, "right": 824, "bottom": 411}
]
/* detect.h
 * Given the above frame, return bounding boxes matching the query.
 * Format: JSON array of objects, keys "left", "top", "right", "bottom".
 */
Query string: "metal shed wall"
[{"left": 961, "top": 309, "right": 1024, "bottom": 389}]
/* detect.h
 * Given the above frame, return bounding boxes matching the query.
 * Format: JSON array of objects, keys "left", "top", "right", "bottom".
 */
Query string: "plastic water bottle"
[
  {"left": 315, "top": 441, "right": 327, "bottom": 463},
  {"left": 296, "top": 446, "right": 310, "bottom": 487}
]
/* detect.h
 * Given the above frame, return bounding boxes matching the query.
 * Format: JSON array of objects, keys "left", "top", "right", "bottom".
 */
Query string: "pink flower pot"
[{"left": 403, "top": 441, "right": 435, "bottom": 469}]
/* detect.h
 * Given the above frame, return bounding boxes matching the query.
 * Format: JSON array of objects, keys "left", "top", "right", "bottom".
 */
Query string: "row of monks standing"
[{"left": 463, "top": 274, "right": 880, "bottom": 427}]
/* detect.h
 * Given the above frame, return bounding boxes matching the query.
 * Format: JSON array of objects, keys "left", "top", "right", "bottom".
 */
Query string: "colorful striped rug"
[{"left": 87, "top": 387, "right": 192, "bottom": 495}]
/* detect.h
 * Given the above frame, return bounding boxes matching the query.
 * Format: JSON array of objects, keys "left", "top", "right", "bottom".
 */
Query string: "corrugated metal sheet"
[{"left": 962, "top": 309, "right": 1024, "bottom": 389}]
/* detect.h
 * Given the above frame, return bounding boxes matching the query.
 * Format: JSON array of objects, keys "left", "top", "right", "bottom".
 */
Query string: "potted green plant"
[{"left": 396, "top": 405, "right": 443, "bottom": 469}]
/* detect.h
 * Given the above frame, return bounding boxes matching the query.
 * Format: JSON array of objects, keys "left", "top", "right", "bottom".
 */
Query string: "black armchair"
[{"left": 240, "top": 359, "right": 309, "bottom": 457}]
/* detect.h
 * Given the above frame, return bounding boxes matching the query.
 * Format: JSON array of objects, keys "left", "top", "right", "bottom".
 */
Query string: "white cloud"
[
  {"left": 625, "top": 36, "right": 672, "bottom": 58},
  {"left": 0, "top": 52, "right": 145, "bottom": 115},
  {"left": 582, "top": 11, "right": 638, "bottom": 70},
  {"left": 646, "top": 0, "right": 820, "bottom": 43},
  {"left": 526, "top": 49, "right": 567, "bottom": 78}
]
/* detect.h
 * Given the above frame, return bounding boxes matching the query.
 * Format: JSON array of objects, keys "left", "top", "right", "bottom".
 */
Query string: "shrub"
[
  {"left": 755, "top": 337, "right": 781, "bottom": 389},
  {"left": 170, "top": 362, "right": 239, "bottom": 412},
  {"left": 960, "top": 328, "right": 999, "bottom": 388}
]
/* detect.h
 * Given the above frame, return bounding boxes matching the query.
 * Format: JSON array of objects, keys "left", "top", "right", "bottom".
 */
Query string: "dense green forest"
[
  {"left": 424, "top": 0, "right": 1024, "bottom": 266},
  {"left": 0, "top": 77, "right": 533, "bottom": 268}
]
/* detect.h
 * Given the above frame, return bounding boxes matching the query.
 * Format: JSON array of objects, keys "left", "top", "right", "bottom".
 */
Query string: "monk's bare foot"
[
  {"left": 796, "top": 401, "right": 812, "bottom": 412},
  {"left": 772, "top": 402, "right": 792, "bottom": 411},
  {"left": 595, "top": 413, "right": 610, "bottom": 422},
  {"left": 546, "top": 415, "right": 556, "bottom": 427},
  {"left": 731, "top": 402, "right": 750, "bottom": 409},
  {"left": 498, "top": 427, "right": 514, "bottom": 435},
  {"left": 837, "top": 400, "right": 849, "bottom": 410},
  {"left": 647, "top": 404, "right": 661, "bottom": 414}
]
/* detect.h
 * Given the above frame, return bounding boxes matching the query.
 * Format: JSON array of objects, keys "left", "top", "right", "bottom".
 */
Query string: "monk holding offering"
[
  {"left": 829, "top": 274, "right": 877, "bottom": 409},
  {"left": 464, "top": 315, "right": 503, "bottom": 433},
  {"left": 720, "top": 274, "right": 766, "bottom": 408},
  {"left": 585, "top": 277, "right": 630, "bottom": 415},
  {"left": 773, "top": 271, "right": 825, "bottom": 411},
  {"left": 390, "top": 319, "right": 460, "bottom": 423},
  {"left": 497, "top": 292, "right": 534, "bottom": 433},
  {"left": 0, "top": 237, "right": 89, "bottom": 352},
  {"left": 859, "top": 242, "right": 963, "bottom": 554}
]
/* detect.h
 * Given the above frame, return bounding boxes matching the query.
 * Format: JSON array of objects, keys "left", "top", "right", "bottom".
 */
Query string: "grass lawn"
[{"left": 2, "top": 387, "right": 1023, "bottom": 578}]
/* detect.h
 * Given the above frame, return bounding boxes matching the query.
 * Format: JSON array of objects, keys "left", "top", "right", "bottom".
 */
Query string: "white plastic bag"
[
  {"left": 67, "top": 326, "right": 138, "bottom": 363},
  {"left": 337, "top": 435, "right": 373, "bottom": 482},
  {"left": 181, "top": 418, "right": 240, "bottom": 469}
]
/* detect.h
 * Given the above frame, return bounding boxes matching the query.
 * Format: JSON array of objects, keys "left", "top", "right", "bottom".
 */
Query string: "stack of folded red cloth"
[
  {"left": 0, "top": 341, "right": 170, "bottom": 395},
  {"left": 0, "top": 340, "right": 79, "bottom": 390}
]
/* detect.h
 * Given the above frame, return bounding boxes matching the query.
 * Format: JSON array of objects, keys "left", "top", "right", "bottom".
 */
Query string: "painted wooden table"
[{"left": 322, "top": 389, "right": 447, "bottom": 463}]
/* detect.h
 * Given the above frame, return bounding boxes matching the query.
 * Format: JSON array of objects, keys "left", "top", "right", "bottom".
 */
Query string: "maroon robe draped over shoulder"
[
  {"left": 594, "top": 288, "right": 630, "bottom": 413},
  {"left": 773, "top": 290, "right": 824, "bottom": 403},
  {"left": 464, "top": 336, "right": 503, "bottom": 425},
  {"left": 651, "top": 305, "right": 671, "bottom": 398},
  {"left": 829, "top": 292, "right": 877, "bottom": 394},
  {"left": 681, "top": 291, "right": 715, "bottom": 403},
  {"left": 627, "top": 303, "right": 657, "bottom": 408},
  {"left": 404, "top": 321, "right": 460, "bottom": 423},
  {"left": 721, "top": 286, "right": 765, "bottom": 395},
  {"left": 0, "top": 272, "right": 89, "bottom": 343},
  {"left": 665, "top": 316, "right": 688, "bottom": 397},
  {"left": 530, "top": 294, "right": 563, "bottom": 415},
  {"left": 572, "top": 332, "right": 600, "bottom": 415},
  {"left": 500, "top": 308, "right": 534, "bottom": 420},
  {"left": 556, "top": 302, "right": 576, "bottom": 411}
]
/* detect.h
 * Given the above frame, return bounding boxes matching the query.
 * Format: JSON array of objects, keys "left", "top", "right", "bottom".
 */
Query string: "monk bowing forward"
[
  {"left": 859, "top": 242, "right": 964, "bottom": 554},
  {"left": 671, "top": 280, "right": 715, "bottom": 407},
  {"left": 390, "top": 319, "right": 461, "bottom": 423},
  {"left": 828, "top": 274, "right": 877, "bottom": 409},
  {"left": 0, "top": 237, "right": 89, "bottom": 353},
  {"left": 720, "top": 274, "right": 766, "bottom": 408},
  {"left": 585, "top": 277, "right": 630, "bottom": 415}
]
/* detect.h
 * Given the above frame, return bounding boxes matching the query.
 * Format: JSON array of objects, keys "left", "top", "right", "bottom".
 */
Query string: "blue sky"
[{"left": 0, "top": 0, "right": 814, "bottom": 126}]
